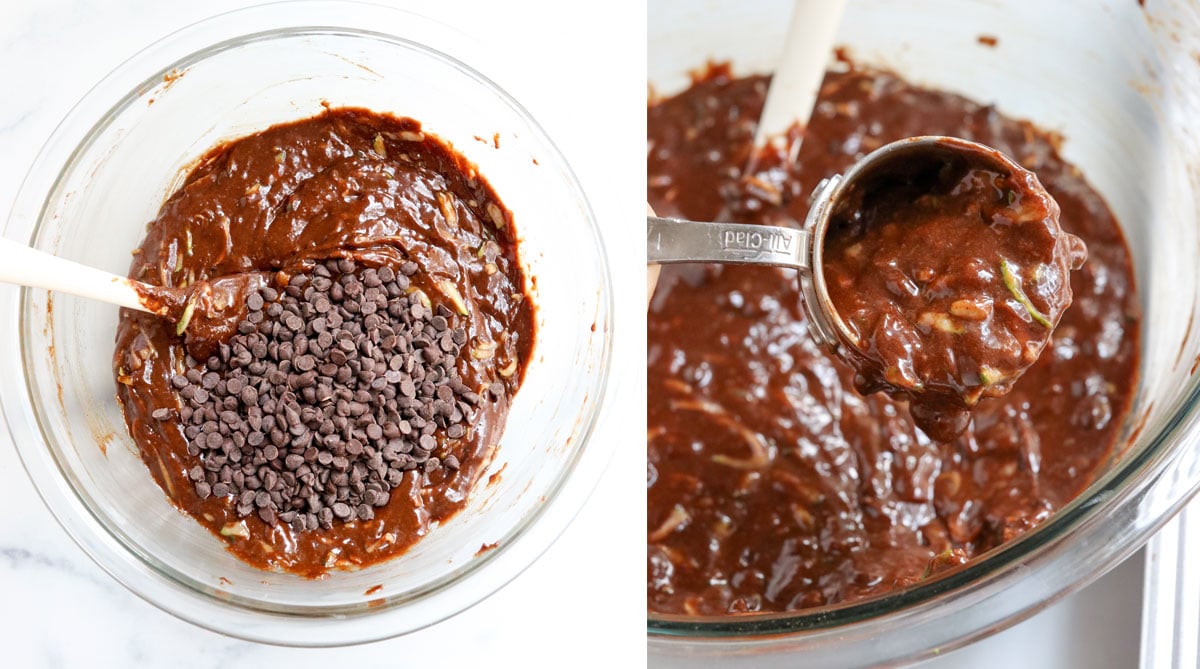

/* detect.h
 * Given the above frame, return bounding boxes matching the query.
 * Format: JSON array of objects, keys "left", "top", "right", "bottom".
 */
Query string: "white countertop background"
[{"left": 0, "top": 0, "right": 1144, "bottom": 667}]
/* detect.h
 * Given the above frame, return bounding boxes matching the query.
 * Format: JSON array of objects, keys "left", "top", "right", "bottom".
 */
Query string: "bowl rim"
[{"left": 0, "top": 0, "right": 616, "bottom": 646}]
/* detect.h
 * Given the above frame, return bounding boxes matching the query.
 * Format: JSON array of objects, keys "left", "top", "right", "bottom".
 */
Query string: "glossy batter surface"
[
  {"left": 647, "top": 66, "right": 1140, "bottom": 615},
  {"left": 115, "top": 109, "right": 532, "bottom": 576}
]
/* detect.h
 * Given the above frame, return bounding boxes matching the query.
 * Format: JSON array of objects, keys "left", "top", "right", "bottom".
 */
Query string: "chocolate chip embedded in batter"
[{"left": 169, "top": 263, "right": 484, "bottom": 532}]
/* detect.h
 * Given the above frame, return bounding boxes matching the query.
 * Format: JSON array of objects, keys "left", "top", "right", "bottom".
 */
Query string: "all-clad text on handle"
[{"left": 646, "top": 216, "right": 811, "bottom": 271}]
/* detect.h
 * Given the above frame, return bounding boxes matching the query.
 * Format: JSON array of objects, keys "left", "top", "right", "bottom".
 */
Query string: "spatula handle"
[{"left": 0, "top": 236, "right": 151, "bottom": 313}]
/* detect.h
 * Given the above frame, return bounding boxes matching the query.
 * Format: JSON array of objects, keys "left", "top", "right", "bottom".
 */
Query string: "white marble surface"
[
  {"left": 0, "top": 0, "right": 645, "bottom": 666},
  {"left": 0, "top": 0, "right": 1148, "bottom": 667}
]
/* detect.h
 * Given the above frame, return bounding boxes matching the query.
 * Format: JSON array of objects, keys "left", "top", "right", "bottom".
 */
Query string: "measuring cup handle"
[{"left": 646, "top": 216, "right": 812, "bottom": 271}]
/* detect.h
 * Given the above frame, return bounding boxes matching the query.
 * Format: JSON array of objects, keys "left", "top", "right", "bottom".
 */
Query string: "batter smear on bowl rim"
[
  {"left": 114, "top": 108, "right": 533, "bottom": 577},
  {"left": 647, "top": 64, "right": 1140, "bottom": 615}
]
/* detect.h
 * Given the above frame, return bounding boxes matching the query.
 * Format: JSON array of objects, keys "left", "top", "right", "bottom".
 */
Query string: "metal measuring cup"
[{"left": 646, "top": 135, "right": 1029, "bottom": 356}]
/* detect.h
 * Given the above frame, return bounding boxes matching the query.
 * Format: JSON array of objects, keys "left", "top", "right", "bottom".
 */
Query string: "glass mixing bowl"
[
  {"left": 0, "top": 1, "right": 613, "bottom": 646},
  {"left": 649, "top": 0, "right": 1200, "bottom": 665}
]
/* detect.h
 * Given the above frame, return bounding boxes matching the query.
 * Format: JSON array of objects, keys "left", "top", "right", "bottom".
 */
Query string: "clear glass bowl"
[
  {"left": 0, "top": 1, "right": 613, "bottom": 646},
  {"left": 649, "top": 0, "right": 1200, "bottom": 665}
]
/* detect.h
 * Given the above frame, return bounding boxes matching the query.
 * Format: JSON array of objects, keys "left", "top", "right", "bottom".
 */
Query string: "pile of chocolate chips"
[{"left": 158, "top": 259, "right": 483, "bottom": 531}]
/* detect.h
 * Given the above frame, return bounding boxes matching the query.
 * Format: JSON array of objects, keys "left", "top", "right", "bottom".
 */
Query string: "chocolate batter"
[
  {"left": 115, "top": 108, "right": 533, "bottom": 576},
  {"left": 647, "top": 65, "right": 1140, "bottom": 615},
  {"left": 824, "top": 138, "right": 1087, "bottom": 440}
]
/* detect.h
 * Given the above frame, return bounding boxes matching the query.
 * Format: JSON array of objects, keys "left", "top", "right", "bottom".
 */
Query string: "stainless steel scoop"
[{"left": 646, "top": 135, "right": 1031, "bottom": 354}]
